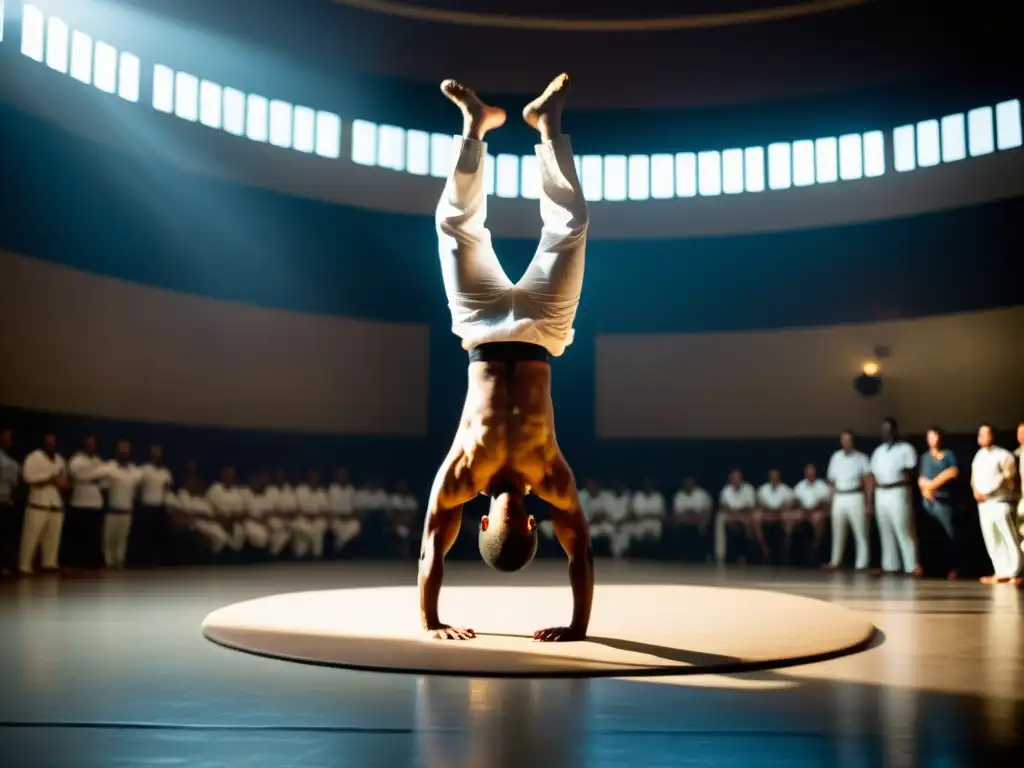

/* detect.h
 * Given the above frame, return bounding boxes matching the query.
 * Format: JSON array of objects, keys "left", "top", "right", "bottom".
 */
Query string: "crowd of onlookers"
[{"left": 0, "top": 418, "right": 1021, "bottom": 583}]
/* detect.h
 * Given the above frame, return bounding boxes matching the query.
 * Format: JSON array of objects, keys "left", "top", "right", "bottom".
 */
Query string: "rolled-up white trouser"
[
  {"left": 193, "top": 520, "right": 231, "bottom": 553},
  {"left": 830, "top": 493, "right": 870, "bottom": 570},
  {"left": 266, "top": 518, "right": 291, "bottom": 556},
  {"left": 437, "top": 136, "right": 588, "bottom": 357},
  {"left": 875, "top": 487, "right": 918, "bottom": 573},
  {"left": 978, "top": 500, "right": 1021, "bottom": 579},
  {"left": 293, "top": 518, "right": 326, "bottom": 558}
]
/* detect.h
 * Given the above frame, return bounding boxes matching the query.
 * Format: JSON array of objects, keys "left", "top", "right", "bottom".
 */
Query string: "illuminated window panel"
[
  {"left": 627, "top": 154, "right": 650, "bottom": 201},
  {"left": 314, "top": 111, "right": 341, "bottom": 158},
  {"left": 767, "top": 143, "right": 791, "bottom": 190},
  {"left": 45, "top": 17, "right": 69, "bottom": 73},
  {"left": 791, "top": 140, "right": 815, "bottom": 187},
  {"left": 813, "top": 137, "right": 838, "bottom": 183},
  {"left": 351, "top": 120, "right": 378, "bottom": 166},
  {"left": 222, "top": 87, "right": 245, "bottom": 136},
  {"left": 940, "top": 113, "right": 966, "bottom": 162},
  {"left": 292, "top": 106, "right": 315, "bottom": 153},
  {"left": 430, "top": 133, "right": 453, "bottom": 178},
  {"left": 152, "top": 64, "right": 174, "bottom": 114},
  {"left": 743, "top": 147, "right": 765, "bottom": 192},
  {"left": 117, "top": 53, "right": 140, "bottom": 102},
  {"left": 495, "top": 154, "right": 519, "bottom": 198},
  {"left": 892, "top": 125, "right": 915, "bottom": 172},
  {"left": 603, "top": 155, "right": 627, "bottom": 201},
  {"left": 995, "top": 99, "right": 1022, "bottom": 150},
  {"left": 93, "top": 41, "right": 116, "bottom": 93},
  {"left": 721, "top": 148, "right": 744, "bottom": 194},
  {"left": 675, "top": 152, "right": 697, "bottom": 197},
  {"left": 580, "top": 155, "right": 603, "bottom": 201},
  {"left": 832, "top": 133, "right": 862, "bottom": 181},
  {"left": 650, "top": 153, "right": 674, "bottom": 199},
  {"left": 915, "top": 119, "right": 940, "bottom": 167},
  {"left": 377, "top": 124, "right": 406, "bottom": 171},
  {"left": 484, "top": 154, "right": 495, "bottom": 196},
  {"left": 173, "top": 71, "right": 198, "bottom": 122},
  {"left": 520, "top": 155, "right": 541, "bottom": 200},
  {"left": 862, "top": 131, "right": 885, "bottom": 177},
  {"left": 0, "top": 0, "right": 5, "bottom": 43},
  {"left": 967, "top": 106, "right": 995, "bottom": 156},
  {"left": 269, "top": 100, "right": 293, "bottom": 148},
  {"left": 20, "top": 4, "right": 44, "bottom": 62},
  {"left": 406, "top": 129, "right": 430, "bottom": 175},
  {"left": 246, "top": 94, "right": 268, "bottom": 143},
  {"left": 69, "top": 30, "right": 92, "bottom": 84},
  {"left": 198, "top": 80, "right": 222, "bottom": 129},
  {"left": 697, "top": 151, "right": 721, "bottom": 196}
]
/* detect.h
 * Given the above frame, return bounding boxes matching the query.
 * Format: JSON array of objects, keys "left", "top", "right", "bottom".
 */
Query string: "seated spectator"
[
  {"left": 629, "top": 479, "right": 667, "bottom": 555},
  {"left": 579, "top": 479, "right": 613, "bottom": 554},
  {"left": 792, "top": 463, "right": 832, "bottom": 561},
  {"left": 267, "top": 469, "right": 300, "bottom": 557},
  {"left": 240, "top": 471, "right": 273, "bottom": 555},
  {"left": 389, "top": 480, "right": 419, "bottom": 556},
  {"left": 715, "top": 470, "right": 757, "bottom": 563},
  {"left": 671, "top": 477, "right": 713, "bottom": 560},
  {"left": 179, "top": 474, "right": 232, "bottom": 557},
  {"left": 328, "top": 468, "right": 359, "bottom": 554},
  {"left": 603, "top": 483, "right": 633, "bottom": 559},
  {"left": 354, "top": 478, "right": 391, "bottom": 555},
  {"left": 754, "top": 469, "right": 795, "bottom": 561},
  {"left": 295, "top": 470, "right": 329, "bottom": 559},
  {"left": 207, "top": 467, "right": 247, "bottom": 556}
]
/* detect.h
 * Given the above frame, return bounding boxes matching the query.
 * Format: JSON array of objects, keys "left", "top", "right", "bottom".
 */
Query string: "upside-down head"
[{"left": 479, "top": 485, "right": 538, "bottom": 573}]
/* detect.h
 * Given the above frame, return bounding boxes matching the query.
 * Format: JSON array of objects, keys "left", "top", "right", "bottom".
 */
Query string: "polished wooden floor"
[{"left": 1, "top": 560, "right": 1021, "bottom": 767}]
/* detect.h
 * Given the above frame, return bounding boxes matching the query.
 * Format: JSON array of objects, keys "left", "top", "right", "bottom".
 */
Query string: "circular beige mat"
[{"left": 202, "top": 584, "right": 875, "bottom": 677}]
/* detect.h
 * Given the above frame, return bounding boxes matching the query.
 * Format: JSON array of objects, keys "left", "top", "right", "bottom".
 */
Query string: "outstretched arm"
[
  {"left": 418, "top": 450, "right": 481, "bottom": 639},
  {"left": 532, "top": 457, "right": 594, "bottom": 642}
]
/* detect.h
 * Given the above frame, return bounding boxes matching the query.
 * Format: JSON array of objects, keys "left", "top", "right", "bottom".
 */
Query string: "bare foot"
[
  {"left": 440, "top": 80, "right": 506, "bottom": 141},
  {"left": 523, "top": 73, "right": 570, "bottom": 141},
  {"left": 425, "top": 623, "right": 476, "bottom": 641}
]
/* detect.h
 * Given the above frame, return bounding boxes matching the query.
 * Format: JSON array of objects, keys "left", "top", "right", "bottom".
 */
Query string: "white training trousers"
[
  {"left": 829, "top": 493, "right": 870, "bottom": 570},
  {"left": 436, "top": 136, "right": 588, "bottom": 357},
  {"left": 978, "top": 500, "right": 1021, "bottom": 579},
  {"left": 19, "top": 506, "right": 64, "bottom": 572},
  {"left": 875, "top": 487, "right": 918, "bottom": 574}
]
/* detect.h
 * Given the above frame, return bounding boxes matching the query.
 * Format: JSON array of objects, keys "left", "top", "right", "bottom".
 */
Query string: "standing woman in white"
[
  {"left": 869, "top": 418, "right": 923, "bottom": 577},
  {"left": 825, "top": 431, "right": 873, "bottom": 571},
  {"left": 18, "top": 433, "right": 69, "bottom": 575},
  {"left": 971, "top": 423, "right": 1020, "bottom": 584}
]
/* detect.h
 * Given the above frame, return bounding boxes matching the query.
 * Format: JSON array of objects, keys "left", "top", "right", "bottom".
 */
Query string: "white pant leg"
[
  {"left": 40, "top": 511, "right": 65, "bottom": 569},
  {"left": 845, "top": 496, "right": 871, "bottom": 570},
  {"left": 514, "top": 138, "right": 589, "bottom": 348},
  {"left": 539, "top": 520, "right": 556, "bottom": 539},
  {"left": 310, "top": 518, "right": 327, "bottom": 558},
  {"left": 244, "top": 520, "right": 269, "bottom": 549},
  {"left": 113, "top": 515, "right": 133, "bottom": 567},
  {"left": 331, "top": 519, "right": 361, "bottom": 550},
  {"left": 103, "top": 514, "right": 119, "bottom": 567},
  {"left": 879, "top": 488, "right": 917, "bottom": 573},
  {"left": 292, "top": 520, "right": 313, "bottom": 558},
  {"left": 979, "top": 501, "right": 1022, "bottom": 578},
  {"left": 18, "top": 507, "right": 50, "bottom": 572},
  {"left": 436, "top": 138, "right": 514, "bottom": 332},
  {"left": 194, "top": 520, "right": 229, "bottom": 553},
  {"left": 610, "top": 524, "right": 631, "bottom": 558},
  {"left": 875, "top": 491, "right": 899, "bottom": 572},
  {"left": 268, "top": 521, "right": 291, "bottom": 556},
  {"left": 829, "top": 497, "right": 850, "bottom": 567}
]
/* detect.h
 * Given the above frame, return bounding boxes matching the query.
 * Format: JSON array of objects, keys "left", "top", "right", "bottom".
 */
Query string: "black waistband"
[
  {"left": 468, "top": 342, "right": 550, "bottom": 364},
  {"left": 29, "top": 503, "right": 63, "bottom": 512}
]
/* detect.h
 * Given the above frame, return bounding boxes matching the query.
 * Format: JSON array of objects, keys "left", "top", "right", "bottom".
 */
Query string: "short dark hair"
[{"left": 479, "top": 520, "right": 538, "bottom": 573}]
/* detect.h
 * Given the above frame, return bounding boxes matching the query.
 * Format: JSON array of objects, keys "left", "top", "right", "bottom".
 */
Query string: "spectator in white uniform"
[
  {"left": 0, "top": 429, "right": 22, "bottom": 576},
  {"left": 19, "top": 433, "right": 69, "bottom": 576},
  {"left": 577, "top": 479, "right": 613, "bottom": 552},
  {"left": 604, "top": 483, "right": 633, "bottom": 559},
  {"left": 671, "top": 477, "right": 713, "bottom": 560},
  {"left": 715, "top": 470, "right": 756, "bottom": 563},
  {"left": 240, "top": 471, "right": 273, "bottom": 553},
  {"left": 66, "top": 436, "right": 107, "bottom": 569},
  {"left": 268, "top": 468, "right": 300, "bottom": 556},
  {"left": 629, "top": 479, "right": 667, "bottom": 551},
  {"left": 207, "top": 467, "right": 247, "bottom": 555},
  {"left": 792, "top": 463, "right": 832, "bottom": 560},
  {"left": 295, "top": 470, "right": 330, "bottom": 558},
  {"left": 971, "top": 423, "right": 1020, "bottom": 584},
  {"left": 136, "top": 444, "right": 173, "bottom": 566},
  {"left": 178, "top": 474, "right": 232, "bottom": 556},
  {"left": 354, "top": 477, "right": 391, "bottom": 554},
  {"left": 826, "top": 430, "right": 873, "bottom": 571},
  {"left": 389, "top": 479, "right": 419, "bottom": 555},
  {"left": 328, "top": 468, "right": 359, "bottom": 553},
  {"left": 870, "top": 418, "right": 922, "bottom": 577},
  {"left": 99, "top": 440, "right": 144, "bottom": 569},
  {"left": 753, "top": 469, "right": 794, "bottom": 560}
]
